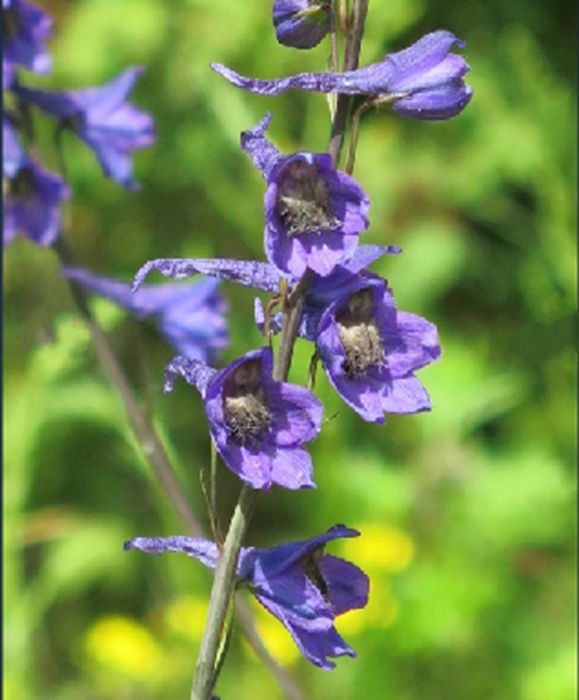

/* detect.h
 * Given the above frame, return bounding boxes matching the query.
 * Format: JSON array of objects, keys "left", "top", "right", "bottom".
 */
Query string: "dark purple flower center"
[
  {"left": 9, "top": 167, "right": 35, "bottom": 201},
  {"left": 299, "top": 547, "right": 330, "bottom": 603},
  {"left": 223, "top": 358, "right": 271, "bottom": 443},
  {"left": 336, "top": 288, "right": 386, "bottom": 379},
  {"left": 276, "top": 159, "right": 339, "bottom": 236}
]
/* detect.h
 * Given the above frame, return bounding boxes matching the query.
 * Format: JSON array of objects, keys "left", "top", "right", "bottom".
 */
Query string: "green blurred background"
[{"left": 3, "top": 0, "right": 576, "bottom": 698}]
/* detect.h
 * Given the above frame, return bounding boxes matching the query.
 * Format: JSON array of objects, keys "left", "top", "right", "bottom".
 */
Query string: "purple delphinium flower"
[
  {"left": 3, "top": 118, "right": 69, "bottom": 246},
  {"left": 241, "top": 113, "right": 369, "bottom": 278},
  {"left": 130, "top": 244, "right": 401, "bottom": 340},
  {"left": 273, "top": 0, "right": 330, "bottom": 49},
  {"left": 62, "top": 267, "right": 229, "bottom": 362},
  {"left": 125, "top": 524, "right": 369, "bottom": 669},
  {"left": 315, "top": 275, "right": 440, "bottom": 422},
  {"left": 15, "top": 67, "right": 155, "bottom": 189},
  {"left": 164, "top": 346, "right": 323, "bottom": 490},
  {"left": 3, "top": 0, "right": 53, "bottom": 82},
  {"left": 213, "top": 30, "right": 472, "bottom": 120}
]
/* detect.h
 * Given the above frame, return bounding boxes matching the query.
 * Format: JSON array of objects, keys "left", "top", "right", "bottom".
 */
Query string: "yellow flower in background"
[
  {"left": 242, "top": 598, "right": 301, "bottom": 667},
  {"left": 164, "top": 595, "right": 208, "bottom": 641},
  {"left": 84, "top": 615, "right": 162, "bottom": 679},
  {"left": 334, "top": 522, "right": 414, "bottom": 634},
  {"left": 339, "top": 522, "right": 415, "bottom": 573}
]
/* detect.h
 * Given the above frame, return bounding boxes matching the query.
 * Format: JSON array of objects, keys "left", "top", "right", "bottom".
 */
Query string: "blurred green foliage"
[{"left": 3, "top": 0, "right": 576, "bottom": 699}]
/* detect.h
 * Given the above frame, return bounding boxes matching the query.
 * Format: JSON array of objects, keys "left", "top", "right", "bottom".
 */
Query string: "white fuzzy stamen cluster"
[
  {"left": 276, "top": 159, "right": 340, "bottom": 235},
  {"left": 223, "top": 359, "right": 271, "bottom": 443},
  {"left": 337, "top": 288, "right": 386, "bottom": 379}
]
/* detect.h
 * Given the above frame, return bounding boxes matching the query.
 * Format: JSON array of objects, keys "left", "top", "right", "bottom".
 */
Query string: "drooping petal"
[
  {"left": 133, "top": 257, "right": 281, "bottom": 294},
  {"left": 123, "top": 536, "right": 220, "bottom": 569},
  {"left": 255, "top": 593, "right": 355, "bottom": 669},
  {"left": 320, "top": 554, "right": 369, "bottom": 615},
  {"left": 164, "top": 355, "right": 218, "bottom": 396},
  {"left": 212, "top": 30, "right": 472, "bottom": 121},
  {"left": 240, "top": 111, "right": 281, "bottom": 179}
]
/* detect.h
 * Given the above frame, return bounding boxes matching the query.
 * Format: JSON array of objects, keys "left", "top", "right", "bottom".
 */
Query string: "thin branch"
[{"left": 328, "top": 0, "right": 369, "bottom": 167}]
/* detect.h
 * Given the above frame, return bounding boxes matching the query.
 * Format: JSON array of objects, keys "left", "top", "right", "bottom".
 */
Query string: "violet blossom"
[
  {"left": 15, "top": 67, "right": 155, "bottom": 189},
  {"left": 62, "top": 267, "right": 229, "bottom": 362},
  {"left": 124, "top": 524, "right": 369, "bottom": 669},
  {"left": 273, "top": 0, "right": 330, "bottom": 49},
  {"left": 315, "top": 274, "right": 440, "bottom": 422},
  {"left": 241, "top": 113, "right": 369, "bottom": 278},
  {"left": 3, "top": 0, "right": 53, "bottom": 85},
  {"left": 164, "top": 347, "right": 323, "bottom": 490},
  {"left": 213, "top": 30, "right": 472, "bottom": 120},
  {"left": 3, "top": 116, "right": 69, "bottom": 247}
]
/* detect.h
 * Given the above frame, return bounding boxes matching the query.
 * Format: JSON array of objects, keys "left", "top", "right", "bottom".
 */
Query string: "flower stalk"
[{"left": 190, "top": 3, "right": 371, "bottom": 697}]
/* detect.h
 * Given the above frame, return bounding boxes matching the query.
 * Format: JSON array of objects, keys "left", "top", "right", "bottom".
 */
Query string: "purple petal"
[
  {"left": 240, "top": 112, "right": 281, "bottom": 179},
  {"left": 63, "top": 268, "right": 229, "bottom": 361},
  {"left": 15, "top": 67, "right": 155, "bottom": 188},
  {"left": 320, "top": 554, "right": 369, "bottom": 615},
  {"left": 273, "top": 0, "right": 329, "bottom": 49},
  {"left": 133, "top": 257, "right": 281, "bottom": 294},
  {"left": 215, "top": 441, "right": 274, "bottom": 490},
  {"left": 255, "top": 593, "right": 354, "bottom": 669},
  {"left": 211, "top": 30, "right": 472, "bottom": 121},
  {"left": 269, "top": 382, "right": 323, "bottom": 446},
  {"left": 253, "top": 297, "right": 284, "bottom": 335},
  {"left": 124, "top": 535, "right": 220, "bottom": 569},
  {"left": 341, "top": 243, "right": 402, "bottom": 274},
  {"left": 3, "top": 159, "right": 69, "bottom": 247},
  {"left": 268, "top": 446, "right": 315, "bottom": 490},
  {"left": 387, "top": 311, "right": 441, "bottom": 376},
  {"left": 255, "top": 525, "right": 360, "bottom": 579},
  {"left": 380, "top": 374, "right": 431, "bottom": 414},
  {"left": 3, "top": 113, "right": 25, "bottom": 178},
  {"left": 164, "top": 355, "right": 217, "bottom": 396},
  {"left": 3, "top": 0, "right": 53, "bottom": 75}
]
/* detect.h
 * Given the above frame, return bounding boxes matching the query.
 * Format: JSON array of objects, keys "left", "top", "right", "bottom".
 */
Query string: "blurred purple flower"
[
  {"left": 15, "top": 67, "right": 155, "bottom": 189},
  {"left": 3, "top": 0, "right": 53, "bottom": 84},
  {"left": 3, "top": 119, "right": 69, "bottom": 246},
  {"left": 241, "top": 113, "right": 369, "bottom": 278},
  {"left": 164, "top": 346, "right": 323, "bottom": 490},
  {"left": 3, "top": 112, "right": 25, "bottom": 178},
  {"left": 62, "top": 267, "right": 229, "bottom": 362},
  {"left": 125, "top": 524, "right": 369, "bottom": 669},
  {"left": 316, "top": 275, "right": 440, "bottom": 422},
  {"left": 273, "top": 0, "right": 330, "bottom": 49},
  {"left": 213, "top": 30, "right": 472, "bottom": 120}
]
